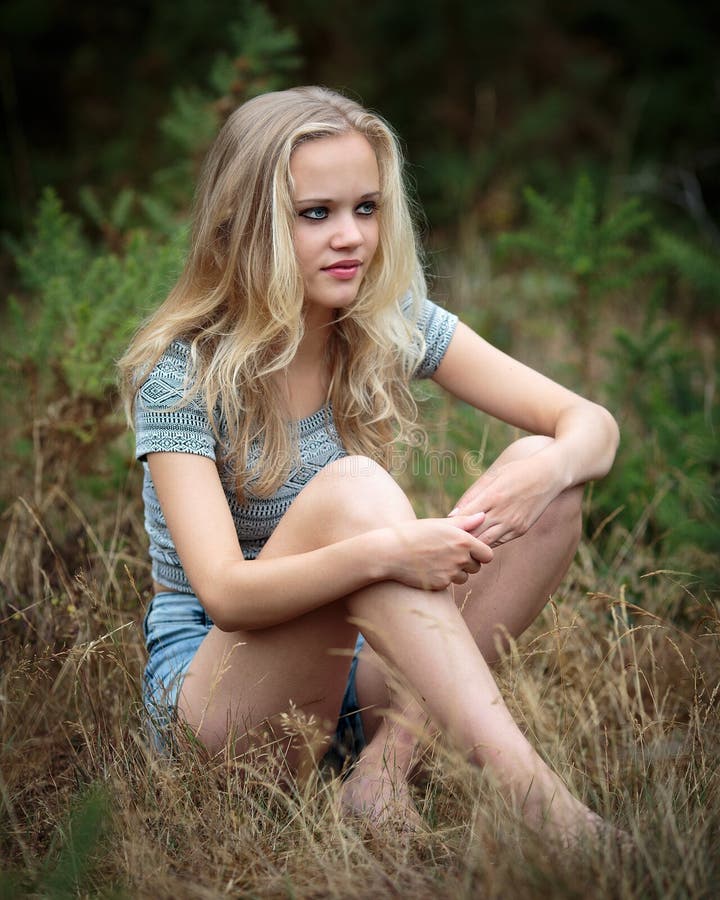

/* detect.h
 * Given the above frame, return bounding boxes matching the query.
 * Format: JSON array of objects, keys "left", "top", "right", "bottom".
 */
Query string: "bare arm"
[
  {"left": 432, "top": 322, "right": 620, "bottom": 545},
  {"left": 147, "top": 452, "right": 491, "bottom": 631}
]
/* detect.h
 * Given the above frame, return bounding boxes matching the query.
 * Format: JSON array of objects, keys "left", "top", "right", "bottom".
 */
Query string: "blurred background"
[
  {"left": 2, "top": 0, "right": 719, "bottom": 235},
  {"left": 1, "top": 0, "right": 719, "bottom": 595}
]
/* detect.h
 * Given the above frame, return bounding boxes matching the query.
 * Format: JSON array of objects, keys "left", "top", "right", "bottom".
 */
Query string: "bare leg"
[
  {"left": 177, "top": 451, "right": 605, "bottom": 842},
  {"left": 357, "top": 435, "right": 581, "bottom": 726},
  {"left": 347, "top": 436, "right": 587, "bottom": 829},
  {"left": 345, "top": 576, "right": 607, "bottom": 842},
  {"left": 177, "top": 456, "right": 421, "bottom": 763},
  {"left": 454, "top": 436, "right": 583, "bottom": 664}
]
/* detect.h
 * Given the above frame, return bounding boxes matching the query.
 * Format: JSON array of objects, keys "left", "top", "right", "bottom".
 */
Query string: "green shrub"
[
  {"left": 5, "top": 189, "right": 186, "bottom": 402},
  {"left": 497, "top": 173, "right": 654, "bottom": 381},
  {"left": 596, "top": 300, "right": 719, "bottom": 577},
  {"left": 0, "top": 0, "right": 300, "bottom": 504}
]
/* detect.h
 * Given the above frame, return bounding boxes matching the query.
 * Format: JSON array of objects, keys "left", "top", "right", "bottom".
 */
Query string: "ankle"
[{"left": 357, "top": 729, "right": 417, "bottom": 778}]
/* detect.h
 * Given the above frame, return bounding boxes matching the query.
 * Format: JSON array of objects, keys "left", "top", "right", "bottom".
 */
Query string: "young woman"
[{"left": 120, "top": 86, "right": 620, "bottom": 844}]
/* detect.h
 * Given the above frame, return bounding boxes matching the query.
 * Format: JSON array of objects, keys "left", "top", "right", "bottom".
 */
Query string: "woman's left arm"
[{"left": 432, "top": 321, "right": 620, "bottom": 547}]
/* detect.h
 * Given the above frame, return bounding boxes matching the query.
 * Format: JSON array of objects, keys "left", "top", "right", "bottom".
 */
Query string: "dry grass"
[{"left": 1, "top": 469, "right": 718, "bottom": 899}]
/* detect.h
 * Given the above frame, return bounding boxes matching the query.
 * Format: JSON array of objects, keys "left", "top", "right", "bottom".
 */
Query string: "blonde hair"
[{"left": 119, "top": 85, "right": 427, "bottom": 497}]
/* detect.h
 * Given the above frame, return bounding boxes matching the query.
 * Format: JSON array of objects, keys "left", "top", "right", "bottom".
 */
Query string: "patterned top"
[{"left": 135, "top": 297, "right": 459, "bottom": 592}]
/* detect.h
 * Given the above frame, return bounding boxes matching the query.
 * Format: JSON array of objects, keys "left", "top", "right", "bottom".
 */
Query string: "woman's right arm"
[{"left": 148, "top": 452, "right": 491, "bottom": 632}]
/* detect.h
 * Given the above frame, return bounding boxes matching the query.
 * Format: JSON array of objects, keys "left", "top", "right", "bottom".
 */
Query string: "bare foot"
[
  {"left": 520, "top": 779, "right": 630, "bottom": 852},
  {"left": 339, "top": 766, "right": 422, "bottom": 832}
]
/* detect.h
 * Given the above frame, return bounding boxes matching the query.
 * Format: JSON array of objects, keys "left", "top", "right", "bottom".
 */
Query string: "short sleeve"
[
  {"left": 413, "top": 297, "right": 459, "bottom": 379},
  {"left": 134, "top": 340, "right": 217, "bottom": 461}
]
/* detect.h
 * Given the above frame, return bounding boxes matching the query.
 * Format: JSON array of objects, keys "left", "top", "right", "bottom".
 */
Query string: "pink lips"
[{"left": 322, "top": 259, "right": 362, "bottom": 280}]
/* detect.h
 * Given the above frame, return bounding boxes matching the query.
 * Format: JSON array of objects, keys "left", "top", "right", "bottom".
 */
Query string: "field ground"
[{"left": 1, "top": 473, "right": 718, "bottom": 898}]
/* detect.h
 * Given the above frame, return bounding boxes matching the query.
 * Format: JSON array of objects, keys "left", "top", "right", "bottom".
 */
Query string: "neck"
[
  {"left": 296, "top": 307, "right": 334, "bottom": 364},
  {"left": 277, "top": 308, "right": 335, "bottom": 419}
]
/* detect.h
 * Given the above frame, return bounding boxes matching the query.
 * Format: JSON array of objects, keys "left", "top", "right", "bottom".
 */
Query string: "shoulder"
[
  {"left": 402, "top": 294, "right": 459, "bottom": 379},
  {"left": 134, "top": 340, "right": 219, "bottom": 460},
  {"left": 419, "top": 295, "right": 458, "bottom": 336},
  {"left": 137, "top": 340, "right": 196, "bottom": 412},
  {"left": 401, "top": 293, "right": 458, "bottom": 332}
]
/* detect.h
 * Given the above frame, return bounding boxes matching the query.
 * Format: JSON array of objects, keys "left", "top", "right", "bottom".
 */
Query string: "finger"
[
  {"left": 469, "top": 539, "right": 493, "bottom": 564},
  {"left": 447, "top": 493, "right": 475, "bottom": 516},
  {"left": 449, "top": 511, "right": 486, "bottom": 532},
  {"left": 474, "top": 523, "right": 501, "bottom": 544},
  {"left": 479, "top": 526, "right": 515, "bottom": 548},
  {"left": 472, "top": 517, "right": 502, "bottom": 539},
  {"left": 449, "top": 479, "right": 494, "bottom": 516},
  {"left": 451, "top": 570, "right": 470, "bottom": 585},
  {"left": 448, "top": 498, "right": 478, "bottom": 517}
]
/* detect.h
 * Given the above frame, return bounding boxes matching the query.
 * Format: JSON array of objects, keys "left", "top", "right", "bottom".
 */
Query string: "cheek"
[
  {"left": 367, "top": 222, "right": 380, "bottom": 259},
  {"left": 293, "top": 230, "right": 317, "bottom": 270}
]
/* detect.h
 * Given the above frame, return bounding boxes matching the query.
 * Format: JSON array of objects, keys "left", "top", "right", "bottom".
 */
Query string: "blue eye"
[
  {"left": 300, "top": 207, "right": 328, "bottom": 220},
  {"left": 357, "top": 200, "right": 378, "bottom": 216}
]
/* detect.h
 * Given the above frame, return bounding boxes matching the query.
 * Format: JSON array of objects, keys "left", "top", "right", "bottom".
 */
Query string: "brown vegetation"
[{"left": 1, "top": 414, "right": 717, "bottom": 898}]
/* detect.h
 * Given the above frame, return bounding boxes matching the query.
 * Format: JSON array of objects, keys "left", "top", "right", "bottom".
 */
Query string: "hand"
[
  {"left": 381, "top": 513, "right": 493, "bottom": 590},
  {"left": 449, "top": 456, "right": 563, "bottom": 547}
]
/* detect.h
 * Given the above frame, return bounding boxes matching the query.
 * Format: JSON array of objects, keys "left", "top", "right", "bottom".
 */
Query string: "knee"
[
  {"left": 301, "top": 455, "right": 414, "bottom": 532},
  {"left": 492, "top": 436, "right": 583, "bottom": 544},
  {"left": 499, "top": 434, "right": 555, "bottom": 464},
  {"left": 534, "top": 484, "right": 583, "bottom": 545}
]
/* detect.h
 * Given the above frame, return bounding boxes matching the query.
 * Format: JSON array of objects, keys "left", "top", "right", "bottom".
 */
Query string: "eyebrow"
[{"left": 295, "top": 191, "right": 381, "bottom": 205}]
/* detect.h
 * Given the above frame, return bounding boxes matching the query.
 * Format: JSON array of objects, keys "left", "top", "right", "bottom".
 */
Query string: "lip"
[{"left": 322, "top": 259, "right": 362, "bottom": 280}]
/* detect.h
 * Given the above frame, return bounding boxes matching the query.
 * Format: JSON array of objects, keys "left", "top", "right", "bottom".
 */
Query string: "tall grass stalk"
[{"left": 1, "top": 484, "right": 717, "bottom": 898}]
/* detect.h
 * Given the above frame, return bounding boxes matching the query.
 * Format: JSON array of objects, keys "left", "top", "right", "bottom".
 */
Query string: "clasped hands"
[{"left": 448, "top": 456, "right": 560, "bottom": 548}]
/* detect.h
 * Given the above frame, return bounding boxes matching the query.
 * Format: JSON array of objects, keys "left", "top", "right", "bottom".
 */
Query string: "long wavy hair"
[{"left": 119, "top": 85, "right": 427, "bottom": 497}]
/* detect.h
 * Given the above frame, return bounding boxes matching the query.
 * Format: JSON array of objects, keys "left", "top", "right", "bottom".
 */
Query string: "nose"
[{"left": 330, "top": 212, "right": 363, "bottom": 249}]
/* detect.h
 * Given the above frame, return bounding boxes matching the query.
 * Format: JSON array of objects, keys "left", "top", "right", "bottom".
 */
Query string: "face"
[{"left": 290, "top": 131, "right": 380, "bottom": 323}]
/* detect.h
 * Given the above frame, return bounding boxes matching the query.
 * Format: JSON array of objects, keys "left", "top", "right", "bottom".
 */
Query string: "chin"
[{"left": 307, "top": 292, "right": 361, "bottom": 314}]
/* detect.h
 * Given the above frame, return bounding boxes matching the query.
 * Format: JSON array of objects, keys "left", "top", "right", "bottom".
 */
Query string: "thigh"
[
  {"left": 180, "top": 610, "right": 358, "bottom": 759},
  {"left": 177, "top": 455, "right": 415, "bottom": 755},
  {"left": 143, "top": 591, "right": 212, "bottom": 744}
]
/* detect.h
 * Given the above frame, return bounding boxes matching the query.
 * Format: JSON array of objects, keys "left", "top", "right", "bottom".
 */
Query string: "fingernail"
[{"left": 449, "top": 507, "right": 460, "bottom": 516}]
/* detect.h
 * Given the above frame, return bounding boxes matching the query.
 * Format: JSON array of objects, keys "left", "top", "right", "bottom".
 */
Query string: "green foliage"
[
  {"left": 208, "top": 9, "right": 301, "bottom": 98},
  {"left": 78, "top": 186, "right": 136, "bottom": 235},
  {"left": 154, "top": 4, "right": 300, "bottom": 211},
  {"left": 4, "top": 188, "right": 186, "bottom": 402},
  {"left": 0, "top": 0, "right": 302, "bottom": 510},
  {"left": 466, "top": 174, "right": 719, "bottom": 577},
  {"left": 159, "top": 86, "right": 221, "bottom": 155},
  {"left": 0, "top": 783, "right": 118, "bottom": 898},
  {"left": 4, "top": 1, "right": 718, "bottom": 239},
  {"left": 654, "top": 228, "right": 720, "bottom": 315},
  {"left": 8, "top": 189, "right": 89, "bottom": 295},
  {"left": 497, "top": 174, "right": 653, "bottom": 378},
  {"left": 2, "top": 1, "right": 300, "bottom": 401},
  {"left": 590, "top": 296, "right": 719, "bottom": 574},
  {"left": 41, "top": 785, "right": 113, "bottom": 898}
]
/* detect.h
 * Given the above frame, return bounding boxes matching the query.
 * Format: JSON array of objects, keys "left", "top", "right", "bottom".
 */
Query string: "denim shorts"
[{"left": 142, "top": 591, "right": 366, "bottom": 765}]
